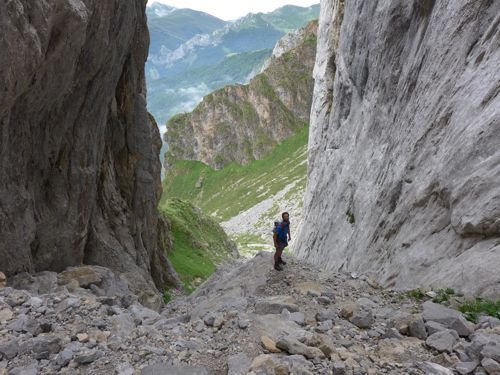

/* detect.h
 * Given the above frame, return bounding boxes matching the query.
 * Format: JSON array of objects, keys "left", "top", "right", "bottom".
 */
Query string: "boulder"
[
  {"left": 255, "top": 296, "right": 299, "bottom": 314},
  {"left": 423, "top": 302, "right": 475, "bottom": 337},
  {"left": 426, "top": 330, "right": 459, "bottom": 353},
  {"left": 276, "top": 336, "right": 325, "bottom": 359}
]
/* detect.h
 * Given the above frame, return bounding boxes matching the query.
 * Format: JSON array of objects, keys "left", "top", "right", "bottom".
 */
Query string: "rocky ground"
[{"left": 1, "top": 253, "right": 499, "bottom": 375}]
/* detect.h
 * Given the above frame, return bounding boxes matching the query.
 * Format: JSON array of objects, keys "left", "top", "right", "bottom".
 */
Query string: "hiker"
[{"left": 273, "top": 212, "right": 291, "bottom": 271}]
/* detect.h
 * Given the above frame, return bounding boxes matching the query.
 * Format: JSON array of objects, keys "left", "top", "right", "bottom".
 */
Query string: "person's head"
[{"left": 282, "top": 212, "right": 289, "bottom": 222}]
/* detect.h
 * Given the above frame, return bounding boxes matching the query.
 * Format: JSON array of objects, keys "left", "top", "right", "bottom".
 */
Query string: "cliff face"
[
  {"left": 165, "top": 21, "right": 317, "bottom": 170},
  {"left": 297, "top": 0, "right": 500, "bottom": 297},
  {"left": 0, "top": 0, "right": 175, "bottom": 306}
]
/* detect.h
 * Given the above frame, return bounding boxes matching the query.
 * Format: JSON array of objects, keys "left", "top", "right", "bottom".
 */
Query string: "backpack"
[{"left": 273, "top": 220, "right": 288, "bottom": 242}]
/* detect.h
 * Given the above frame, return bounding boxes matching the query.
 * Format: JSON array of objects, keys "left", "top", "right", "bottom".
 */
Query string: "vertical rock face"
[
  {"left": 0, "top": 0, "right": 174, "bottom": 303},
  {"left": 297, "top": 0, "right": 500, "bottom": 297}
]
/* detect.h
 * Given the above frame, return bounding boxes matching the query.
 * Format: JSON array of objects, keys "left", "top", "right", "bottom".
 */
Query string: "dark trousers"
[{"left": 274, "top": 242, "right": 286, "bottom": 265}]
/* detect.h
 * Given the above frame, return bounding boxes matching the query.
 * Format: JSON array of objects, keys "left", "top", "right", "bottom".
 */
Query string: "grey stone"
[
  {"left": 228, "top": 353, "right": 252, "bottom": 375},
  {"left": 23, "top": 336, "right": 61, "bottom": 357},
  {"left": 426, "top": 321, "right": 449, "bottom": 336},
  {"left": 238, "top": 319, "right": 249, "bottom": 329},
  {"left": 0, "top": 339, "right": 19, "bottom": 360},
  {"left": 74, "top": 350, "right": 103, "bottom": 365},
  {"left": 315, "top": 309, "right": 337, "bottom": 322},
  {"left": 282, "top": 309, "right": 306, "bottom": 326},
  {"left": 482, "top": 358, "right": 500, "bottom": 374},
  {"left": 317, "top": 296, "right": 332, "bottom": 305},
  {"left": 423, "top": 302, "right": 475, "bottom": 337},
  {"left": 294, "top": 0, "right": 500, "bottom": 298},
  {"left": 426, "top": 330, "right": 459, "bottom": 353},
  {"left": 315, "top": 319, "right": 334, "bottom": 333},
  {"left": 482, "top": 343, "right": 500, "bottom": 362},
  {"left": 350, "top": 308, "right": 374, "bottom": 329},
  {"left": 141, "top": 363, "right": 208, "bottom": 375},
  {"left": 8, "top": 362, "right": 38, "bottom": 375},
  {"left": 7, "top": 315, "right": 42, "bottom": 336},
  {"left": 255, "top": 296, "right": 299, "bottom": 314},
  {"left": 276, "top": 336, "right": 325, "bottom": 359},
  {"left": 455, "top": 362, "right": 478, "bottom": 375},
  {"left": 332, "top": 362, "right": 346, "bottom": 375},
  {"left": 417, "top": 362, "right": 454, "bottom": 375},
  {"left": 54, "top": 349, "right": 73, "bottom": 367}
]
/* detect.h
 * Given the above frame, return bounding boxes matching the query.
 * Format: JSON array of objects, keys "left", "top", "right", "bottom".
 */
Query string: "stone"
[
  {"left": 261, "top": 336, "right": 281, "bottom": 353},
  {"left": 276, "top": 336, "right": 325, "bottom": 359},
  {"left": 282, "top": 309, "right": 306, "bottom": 326},
  {"left": 250, "top": 354, "right": 289, "bottom": 375},
  {"left": 426, "top": 321, "right": 449, "bottom": 336},
  {"left": 423, "top": 301, "right": 475, "bottom": 337},
  {"left": 390, "top": 312, "right": 427, "bottom": 339},
  {"left": 55, "top": 349, "right": 74, "bottom": 368},
  {"left": 111, "top": 313, "right": 136, "bottom": 339},
  {"left": 74, "top": 350, "right": 103, "bottom": 365},
  {"left": 418, "top": 362, "right": 455, "bottom": 375},
  {"left": 482, "top": 358, "right": 500, "bottom": 374},
  {"left": 307, "top": 333, "right": 336, "bottom": 359},
  {"left": 315, "top": 319, "right": 334, "bottom": 333},
  {"left": 141, "top": 364, "right": 208, "bottom": 375},
  {"left": 455, "top": 362, "right": 478, "bottom": 375},
  {"left": 228, "top": 353, "right": 252, "bottom": 375},
  {"left": 351, "top": 309, "right": 374, "bottom": 329},
  {"left": 332, "top": 362, "right": 346, "bottom": 375},
  {"left": 481, "top": 343, "right": 500, "bottom": 362},
  {"left": 77, "top": 333, "right": 89, "bottom": 343},
  {"left": 238, "top": 319, "right": 249, "bottom": 329},
  {"left": 315, "top": 309, "right": 337, "bottom": 322},
  {"left": 23, "top": 336, "right": 62, "bottom": 357},
  {"left": 0, "top": 308, "right": 13, "bottom": 323},
  {"left": 317, "top": 296, "right": 332, "bottom": 305},
  {"left": 255, "top": 296, "right": 299, "bottom": 314},
  {"left": 426, "top": 330, "right": 459, "bottom": 353},
  {"left": 294, "top": 0, "right": 500, "bottom": 298},
  {"left": 8, "top": 362, "right": 38, "bottom": 375},
  {"left": 0, "top": 340, "right": 19, "bottom": 360}
]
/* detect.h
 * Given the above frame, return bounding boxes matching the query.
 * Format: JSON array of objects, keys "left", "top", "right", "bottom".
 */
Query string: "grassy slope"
[
  {"left": 159, "top": 198, "right": 236, "bottom": 293},
  {"left": 162, "top": 126, "right": 309, "bottom": 222}
]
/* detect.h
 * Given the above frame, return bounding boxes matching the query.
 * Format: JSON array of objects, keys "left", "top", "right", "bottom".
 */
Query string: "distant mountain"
[
  {"left": 146, "top": 4, "right": 227, "bottom": 60},
  {"left": 146, "top": 4, "right": 320, "bottom": 128}
]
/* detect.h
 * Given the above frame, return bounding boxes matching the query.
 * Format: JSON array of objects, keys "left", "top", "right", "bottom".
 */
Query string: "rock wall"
[
  {"left": 0, "top": 0, "right": 176, "bottom": 305},
  {"left": 165, "top": 21, "right": 317, "bottom": 170},
  {"left": 297, "top": 0, "right": 500, "bottom": 297}
]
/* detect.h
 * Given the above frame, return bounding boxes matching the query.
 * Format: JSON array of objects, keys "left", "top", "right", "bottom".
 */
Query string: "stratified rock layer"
[
  {"left": 165, "top": 21, "right": 317, "bottom": 170},
  {"left": 0, "top": 0, "right": 175, "bottom": 303},
  {"left": 297, "top": 0, "right": 500, "bottom": 297}
]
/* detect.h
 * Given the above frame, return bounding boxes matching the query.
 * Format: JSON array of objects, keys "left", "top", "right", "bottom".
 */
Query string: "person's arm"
[
  {"left": 288, "top": 225, "right": 291, "bottom": 241},
  {"left": 273, "top": 231, "right": 278, "bottom": 248}
]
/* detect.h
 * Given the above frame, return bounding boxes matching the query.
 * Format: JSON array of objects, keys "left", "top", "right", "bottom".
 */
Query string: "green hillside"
[
  {"left": 159, "top": 198, "right": 237, "bottom": 293},
  {"left": 162, "top": 126, "right": 309, "bottom": 222}
]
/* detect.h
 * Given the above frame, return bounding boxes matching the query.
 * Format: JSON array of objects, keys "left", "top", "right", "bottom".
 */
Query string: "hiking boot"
[
  {"left": 279, "top": 257, "right": 287, "bottom": 265},
  {"left": 274, "top": 264, "right": 283, "bottom": 271}
]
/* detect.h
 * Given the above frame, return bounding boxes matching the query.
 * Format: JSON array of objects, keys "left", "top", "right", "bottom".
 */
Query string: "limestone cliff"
[
  {"left": 165, "top": 21, "right": 318, "bottom": 170},
  {"left": 0, "top": 0, "right": 177, "bottom": 307},
  {"left": 297, "top": 0, "right": 500, "bottom": 297}
]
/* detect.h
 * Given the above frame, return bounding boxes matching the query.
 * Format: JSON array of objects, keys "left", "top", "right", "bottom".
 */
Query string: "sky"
[{"left": 147, "top": 0, "right": 319, "bottom": 21}]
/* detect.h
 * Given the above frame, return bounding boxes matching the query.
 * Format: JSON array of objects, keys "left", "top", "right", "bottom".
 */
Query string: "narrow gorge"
[{"left": 0, "top": 0, "right": 499, "bottom": 374}]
